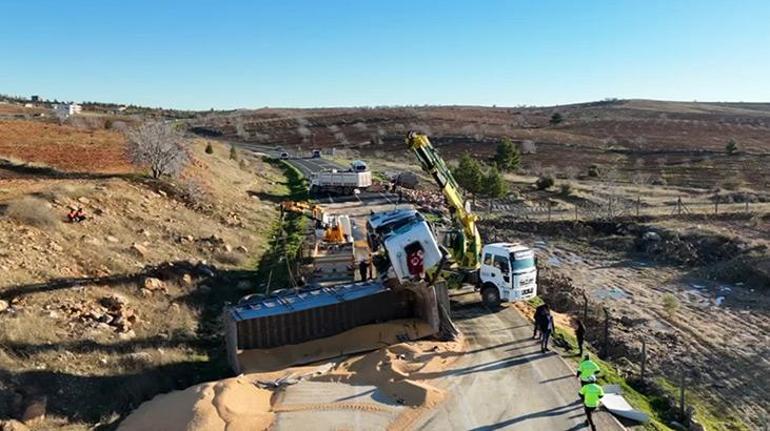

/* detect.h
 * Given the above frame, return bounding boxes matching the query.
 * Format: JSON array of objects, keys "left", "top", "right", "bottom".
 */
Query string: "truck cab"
[
  {"left": 350, "top": 160, "right": 368, "bottom": 172},
  {"left": 479, "top": 242, "right": 537, "bottom": 306},
  {"left": 312, "top": 149, "right": 321, "bottom": 158}
]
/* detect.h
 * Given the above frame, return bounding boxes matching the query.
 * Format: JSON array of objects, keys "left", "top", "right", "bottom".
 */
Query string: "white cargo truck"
[{"left": 309, "top": 161, "right": 372, "bottom": 195}]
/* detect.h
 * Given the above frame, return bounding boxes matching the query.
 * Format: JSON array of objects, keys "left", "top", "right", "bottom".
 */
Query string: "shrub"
[
  {"left": 550, "top": 112, "right": 563, "bottom": 125},
  {"left": 535, "top": 175, "right": 555, "bottom": 190},
  {"left": 6, "top": 197, "right": 59, "bottom": 228},
  {"left": 213, "top": 252, "right": 245, "bottom": 266},
  {"left": 662, "top": 293, "right": 679, "bottom": 319},
  {"left": 229, "top": 145, "right": 238, "bottom": 160},
  {"left": 494, "top": 138, "right": 520, "bottom": 171},
  {"left": 587, "top": 165, "right": 600, "bottom": 178},
  {"left": 725, "top": 138, "right": 738, "bottom": 156},
  {"left": 559, "top": 183, "right": 572, "bottom": 196},
  {"left": 205, "top": 143, "right": 214, "bottom": 154}
]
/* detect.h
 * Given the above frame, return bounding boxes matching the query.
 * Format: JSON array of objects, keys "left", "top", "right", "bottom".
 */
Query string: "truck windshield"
[{"left": 511, "top": 257, "right": 535, "bottom": 271}]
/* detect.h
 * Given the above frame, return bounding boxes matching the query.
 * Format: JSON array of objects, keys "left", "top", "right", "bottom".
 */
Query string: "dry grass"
[{"left": 5, "top": 196, "right": 60, "bottom": 228}]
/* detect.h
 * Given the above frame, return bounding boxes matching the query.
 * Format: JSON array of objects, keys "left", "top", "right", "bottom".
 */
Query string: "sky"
[{"left": 1, "top": 0, "right": 769, "bottom": 110}]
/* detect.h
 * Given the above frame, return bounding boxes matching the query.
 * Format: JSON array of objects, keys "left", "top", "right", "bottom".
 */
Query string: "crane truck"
[{"left": 402, "top": 131, "right": 538, "bottom": 306}]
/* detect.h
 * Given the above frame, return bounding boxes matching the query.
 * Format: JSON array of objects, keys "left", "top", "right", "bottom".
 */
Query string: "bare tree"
[
  {"left": 234, "top": 116, "right": 250, "bottom": 140},
  {"left": 126, "top": 122, "right": 188, "bottom": 179}
]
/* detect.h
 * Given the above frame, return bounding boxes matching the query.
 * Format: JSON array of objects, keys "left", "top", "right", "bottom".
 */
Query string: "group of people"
[
  {"left": 534, "top": 302, "right": 603, "bottom": 430},
  {"left": 66, "top": 207, "right": 87, "bottom": 223}
]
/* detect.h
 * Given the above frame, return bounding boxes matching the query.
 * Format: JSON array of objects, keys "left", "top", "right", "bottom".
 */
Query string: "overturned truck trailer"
[{"left": 224, "top": 281, "right": 449, "bottom": 373}]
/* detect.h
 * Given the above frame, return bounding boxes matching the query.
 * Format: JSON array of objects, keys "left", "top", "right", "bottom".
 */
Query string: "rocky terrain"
[{"left": 0, "top": 124, "right": 289, "bottom": 429}]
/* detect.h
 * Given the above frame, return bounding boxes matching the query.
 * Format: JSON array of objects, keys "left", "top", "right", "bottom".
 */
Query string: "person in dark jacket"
[
  {"left": 533, "top": 303, "right": 548, "bottom": 339},
  {"left": 540, "top": 311, "right": 553, "bottom": 353},
  {"left": 359, "top": 258, "right": 369, "bottom": 281},
  {"left": 575, "top": 319, "right": 586, "bottom": 357}
]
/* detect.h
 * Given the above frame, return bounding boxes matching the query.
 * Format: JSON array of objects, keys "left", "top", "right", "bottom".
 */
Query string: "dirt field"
[
  {"left": 479, "top": 216, "right": 770, "bottom": 430},
  {"left": 0, "top": 120, "right": 133, "bottom": 175},
  {"left": 0, "top": 135, "right": 288, "bottom": 429},
  {"left": 192, "top": 99, "right": 770, "bottom": 190}
]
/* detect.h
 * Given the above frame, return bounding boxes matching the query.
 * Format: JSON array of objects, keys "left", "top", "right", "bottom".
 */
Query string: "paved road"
[
  {"left": 244, "top": 147, "right": 624, "bottom": 430},
  {"left": 413, "top": 300, "right": 623, "bottom": 430}
]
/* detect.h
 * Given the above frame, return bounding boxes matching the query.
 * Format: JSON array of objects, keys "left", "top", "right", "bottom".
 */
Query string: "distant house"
[
  {"left": 53, "top": 103, "right": 82, "bottom": 119},
  {"left": 30, "top": 95, "right": 40, "bottom": 102}
]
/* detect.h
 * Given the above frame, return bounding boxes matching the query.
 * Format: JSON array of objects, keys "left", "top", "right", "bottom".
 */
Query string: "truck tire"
[
  {"left": 480, "top": 283, "right": 501, "bottom": 308},
  {"left": 309, "top": 185, "right": 319, "bottom": 196}
]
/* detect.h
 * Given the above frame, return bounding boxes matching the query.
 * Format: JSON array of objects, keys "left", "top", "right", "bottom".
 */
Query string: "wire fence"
[{"left": 476, "top": 195, "right": 770, "bottom": 222}]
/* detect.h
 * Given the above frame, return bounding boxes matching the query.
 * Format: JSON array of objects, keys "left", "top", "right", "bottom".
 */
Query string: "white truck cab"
[{"left": 479, "top": 242, "right": 537, "bottom": 305}]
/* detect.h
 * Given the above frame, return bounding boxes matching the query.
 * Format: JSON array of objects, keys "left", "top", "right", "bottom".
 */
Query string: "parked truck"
[{"left": 309, "top": 161, "right": 372, "bottom": 195}]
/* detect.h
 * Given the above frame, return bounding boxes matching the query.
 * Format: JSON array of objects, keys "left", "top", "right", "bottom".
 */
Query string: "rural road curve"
[{"left": 246, "top": 148, "right": 624, "bottom": 430}]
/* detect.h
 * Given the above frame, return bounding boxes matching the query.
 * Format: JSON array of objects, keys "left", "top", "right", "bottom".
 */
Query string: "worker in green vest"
[
  {"left": 576, "top": 354, "right": 601, "bottom": 386},
  {"left": 579, "top": 381, "right": 604, "bottom": 431}
]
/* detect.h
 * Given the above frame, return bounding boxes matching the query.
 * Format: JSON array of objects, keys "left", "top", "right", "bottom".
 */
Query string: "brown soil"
[{"left": 0, "top": 120, "right": 132, "bottom": 174}]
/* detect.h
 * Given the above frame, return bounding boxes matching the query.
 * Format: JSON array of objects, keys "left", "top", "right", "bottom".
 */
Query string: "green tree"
[
  {"left": 205, "top": 142, "right": 214, "bottom": 154},
  {"left": 452, "top": 153, "right": 483, "bottom": 202},
  {"left": 725, "top": 138, "right": 738, "bottom": 156},
  {"left": 229, "top": 144, "right": 238, "bottom": 160},
  {"left": 494, "top": 138, "right": 520, "bottom": 171},
  {"left": 481, "top": 166, "right": 507, "bottom": 198},
  {"left": 550, "top": 112, "right": 563, "bottom": 125}
]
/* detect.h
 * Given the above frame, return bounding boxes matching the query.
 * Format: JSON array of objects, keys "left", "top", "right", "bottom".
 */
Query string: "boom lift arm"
[{"left": 405, "top": 132, "right": 482, "bottom": 269}]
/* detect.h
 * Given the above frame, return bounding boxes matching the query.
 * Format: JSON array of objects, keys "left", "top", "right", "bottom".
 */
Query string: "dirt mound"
[
  {"left": 118, "top": 376, "right": 274, "bottom": 431},
  {"left": 311, "top": 339, "right": 465, "bottom": 408}
]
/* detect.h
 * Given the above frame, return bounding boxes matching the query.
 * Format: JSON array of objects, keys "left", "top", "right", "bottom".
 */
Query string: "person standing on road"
[
  {"left": 533, "top": 303, "right": 548, "bottom": 339},
  {"left": 359, "top": 258, "right": 369, "bottom": 281},
  {"left": 579, "top": 381, "right": 604, "bottom": 431},
  {"left": 575, "top": 319, "right": 586, "bottom": 357},
  {"left": 540, "top": 311, "right": 553, "bottom": 353},
  {"left": 576, "top": 354, "right": 601, "bottom": 386}
]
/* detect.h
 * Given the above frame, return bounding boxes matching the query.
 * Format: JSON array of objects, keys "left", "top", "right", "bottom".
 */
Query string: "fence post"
[
  {"left": 680, "top": 372, "right": 687, "bottom": 421},
  {"left": 548, "top": 202, "right": 552, "bottom": 222},
  {"left": 640, "top": 338, "right": 647, "bottom": 382},
  {"left": 575, "top": 204, "right": 579, "bottom": 222},
  {"left": 636, "top": 196, "right": 640, "bottom": 217},
  {"left": 746, "top": 201, "right": 750, "bottom": 213},
  {"left": 602, "top": 307, "right": 610, "bottom": 358},
  {"left": 582, "top": 291, "right": 589, "bottom": 321},
  {"left": 714, "top": 196, "right": 719, "bottom": 215},
  {"left": 677, "top": 197, "right": 683, "bottom": 216}
]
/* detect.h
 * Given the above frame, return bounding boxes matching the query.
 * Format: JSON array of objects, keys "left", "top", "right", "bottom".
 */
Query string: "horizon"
[{"left": 2, "top": 1, "right": 769, "bottom": 110}]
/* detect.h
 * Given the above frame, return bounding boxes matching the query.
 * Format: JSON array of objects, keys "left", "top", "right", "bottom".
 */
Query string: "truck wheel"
[
  {"left": 481, "top": 283, "right": 501, "bottom": 308},
  {"left": 309, "top": 185, "right": 318, "bottom": 195}
]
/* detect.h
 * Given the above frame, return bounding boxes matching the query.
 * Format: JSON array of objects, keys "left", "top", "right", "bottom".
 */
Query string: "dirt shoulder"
[{"left": 0, "top": 138, "right": 289, "bottom": 429}]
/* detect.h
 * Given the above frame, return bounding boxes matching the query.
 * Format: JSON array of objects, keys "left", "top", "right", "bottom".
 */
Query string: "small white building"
[{"left": 53, "top": 103, "right": 82, "bottom": 119}]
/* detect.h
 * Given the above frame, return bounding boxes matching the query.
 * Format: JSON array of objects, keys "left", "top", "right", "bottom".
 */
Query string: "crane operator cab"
[{"left": 478, "top": 242, "right": 537, "bottom": 306}]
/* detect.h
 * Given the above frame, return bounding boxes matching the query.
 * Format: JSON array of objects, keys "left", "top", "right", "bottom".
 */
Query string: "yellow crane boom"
[{"left": 405, "top": 131, "right": 482, "bottom": 269}]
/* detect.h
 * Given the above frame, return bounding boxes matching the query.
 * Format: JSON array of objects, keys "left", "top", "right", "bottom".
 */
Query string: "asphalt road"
[
  {"left": 413, "top": 300, "right": 623, "bottom": 430},
  {"left": 246, "top": 147, "right": 625, "bottom": 430}
]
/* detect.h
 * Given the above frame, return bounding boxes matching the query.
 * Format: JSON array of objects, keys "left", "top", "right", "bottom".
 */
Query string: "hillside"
[
  {"left": 0, "top": 125, "right": 289, "bottom": 429},
  {"left": 192, "top": 99, "right": 770, "bottom": 189}
]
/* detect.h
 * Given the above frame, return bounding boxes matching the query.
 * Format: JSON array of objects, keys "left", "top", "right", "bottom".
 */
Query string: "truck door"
[{"left": 493, "top": 255, "right": 511, "bottom": 285}]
